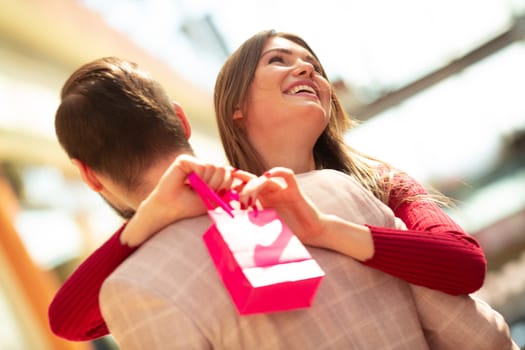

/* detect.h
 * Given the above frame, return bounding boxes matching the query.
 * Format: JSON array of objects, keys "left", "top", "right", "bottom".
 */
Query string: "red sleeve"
[
  {"left": 363, "top": 172, "right": 487, "bottom": 295},
  {"left": 48, "top": 223, "right": 138, "bottom": 341}
]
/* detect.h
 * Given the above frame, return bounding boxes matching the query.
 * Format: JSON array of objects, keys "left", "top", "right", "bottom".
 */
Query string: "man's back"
[{"left": 100, "top": 169, "right": 430, "bottom": 349}]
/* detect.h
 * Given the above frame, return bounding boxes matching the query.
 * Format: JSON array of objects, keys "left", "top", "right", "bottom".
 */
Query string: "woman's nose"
[{"left": 293, "top": 59, "right": 314, "bottom": 77}]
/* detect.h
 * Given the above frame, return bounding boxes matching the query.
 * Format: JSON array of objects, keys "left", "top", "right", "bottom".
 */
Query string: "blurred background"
[{"left": 1, "top": 0, "right": 524, "bottom": 349}]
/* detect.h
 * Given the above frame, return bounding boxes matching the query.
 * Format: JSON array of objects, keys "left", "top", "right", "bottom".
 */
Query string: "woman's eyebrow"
[
  {"left": 260, "top": 48, "right": 319, "bottom": 65},
  {"left": 261, "top": 47, "right": 292, "bottom": 58}
]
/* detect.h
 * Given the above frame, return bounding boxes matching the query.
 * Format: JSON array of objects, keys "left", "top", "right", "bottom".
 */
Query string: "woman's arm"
[
  {"left": 48, "top": 224, "right": 137, "bottom": 341},
  {"left": 48, "top": 155, "right": 252, "bottom": 341},
  {"left": 240, "top": 167, "right": 486, "bottom": 295},
  {"left": 363, "top": 172, "right": 486, "bottom": 295}
]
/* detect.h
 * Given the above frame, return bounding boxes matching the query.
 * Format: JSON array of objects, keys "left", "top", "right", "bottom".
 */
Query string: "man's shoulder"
[
  {"left": 99, "top": 214, "right": 234, "bottom": 345},
  {"left": 105, "top": 215, "right": 212, "bottom": 283},
  {"left": 297, "top": 169, "right": 371, "bottom": 201},
  {"left": 297, "top": 169, "right": 395, "bottom": 226}
]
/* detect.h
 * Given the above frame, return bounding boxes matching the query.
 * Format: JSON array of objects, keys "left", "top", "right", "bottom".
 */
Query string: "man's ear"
[
  {"left": 71, "top": 159, "right": 104, "bottom": 192},
  {"left": 172, "top": 101, "right": 191, "bottom": 139}
]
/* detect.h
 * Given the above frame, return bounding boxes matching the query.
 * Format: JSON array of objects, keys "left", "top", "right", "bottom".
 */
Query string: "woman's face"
[{"left": 235, "top": 36, "right": 332, "bottom": 151}]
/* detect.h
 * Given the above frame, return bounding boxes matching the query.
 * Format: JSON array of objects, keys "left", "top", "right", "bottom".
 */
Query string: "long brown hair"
[{"left": 214, "top": 30, "right": 394, "bottom": 203}]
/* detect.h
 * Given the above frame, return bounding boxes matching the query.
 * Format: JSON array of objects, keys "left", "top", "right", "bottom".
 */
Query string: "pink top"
[{"left": 48, "top": 171, "right": 486, "bottom": 341}]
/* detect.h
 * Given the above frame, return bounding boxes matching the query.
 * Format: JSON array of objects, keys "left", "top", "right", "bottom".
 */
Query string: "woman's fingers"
[
  {"left": 237, "top": 167, "right": 299, "bottom": 208},
  {"left": 174, "top": 154, "right": 236, "bottom": 192},
  {"left": 158, "top": 155, "right": 310, "bottom": 212},
  {"left": 263, "top": 167, "right": 300, "bottom": 192},
  {"left": 238, "top": 177, "right": 284, "bottom": 206}
]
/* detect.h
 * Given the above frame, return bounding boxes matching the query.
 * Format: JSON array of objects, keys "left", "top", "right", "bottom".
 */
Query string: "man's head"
[{"left": 55, "top": 57, "right": 193, "bottom": 217}]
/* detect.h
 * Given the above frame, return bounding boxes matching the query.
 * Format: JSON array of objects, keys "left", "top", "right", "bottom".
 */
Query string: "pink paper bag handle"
[{"left": 187, "top": 172, "right": 235, "bottom": 218}]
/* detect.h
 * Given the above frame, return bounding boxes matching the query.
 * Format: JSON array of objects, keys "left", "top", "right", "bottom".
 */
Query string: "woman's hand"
[
  {"left": 238, "top": 167, "right": 328, "bottom": 247},
  {"left": 121, "top": 154, "right": 252, "bottom": 247},
  {"left": 238, "top": 167, "right": 374, "bottom": 260}
]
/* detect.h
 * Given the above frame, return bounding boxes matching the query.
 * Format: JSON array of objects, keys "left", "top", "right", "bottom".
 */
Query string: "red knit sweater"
[{"left": 48, "top": 172, "right": 486, "bottom": 341}]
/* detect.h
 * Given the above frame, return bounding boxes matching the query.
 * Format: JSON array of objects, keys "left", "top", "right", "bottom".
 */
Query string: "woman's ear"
[
  {"left": 172, "top": 101, "right": 191, "bottom": 139},
  {"left": 233, "top": 106, "right": 243, "bottom": 120},
  {"left": 71, "top": 159, "right": 103, "bottom": 192}
]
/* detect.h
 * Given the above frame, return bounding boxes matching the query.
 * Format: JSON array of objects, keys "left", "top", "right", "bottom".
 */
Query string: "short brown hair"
[{"left": 55, "top": 57, "right": 193, "bottom": 191}]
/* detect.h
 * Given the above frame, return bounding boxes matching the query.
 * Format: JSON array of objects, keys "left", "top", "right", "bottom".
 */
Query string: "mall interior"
[{"left": 1, "top": 0, "right": 525, "bottom": 349}]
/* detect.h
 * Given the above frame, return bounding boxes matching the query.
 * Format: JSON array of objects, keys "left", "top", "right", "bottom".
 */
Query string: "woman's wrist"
[
  {"left": 120, "top": 195, "right": 178, "bottom": 247},
  {"left": 316, "top": 214, "right": 374, "bottom": 261}
]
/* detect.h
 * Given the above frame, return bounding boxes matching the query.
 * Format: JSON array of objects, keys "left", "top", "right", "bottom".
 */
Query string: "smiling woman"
[
  {"left": 229, "top": 36, "right": 333, "bottom": 175},
  {"left": 213, "top": 29, "right": 487, "bottom": 293},
  {"left": 215, "top": 31, "right": 349, "bottom": 177}
]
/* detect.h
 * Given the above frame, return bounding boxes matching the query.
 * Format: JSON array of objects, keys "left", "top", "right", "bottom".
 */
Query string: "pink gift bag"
[{"left": 188, "top": 172, "right": 325, "bottom": 315}]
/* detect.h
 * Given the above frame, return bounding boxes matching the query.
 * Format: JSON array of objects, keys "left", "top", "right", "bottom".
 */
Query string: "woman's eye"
[
  {"left": 313, "top": 64, "right": 322, "bottom": 74},
  {"left": 268, "top": 56, "right": 284, "bottom": 64}
]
